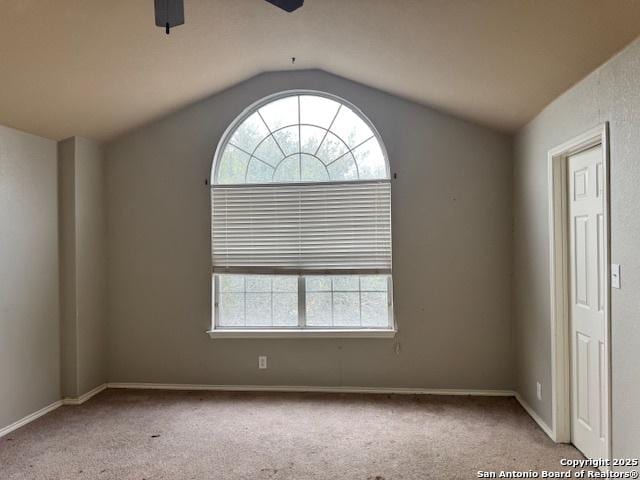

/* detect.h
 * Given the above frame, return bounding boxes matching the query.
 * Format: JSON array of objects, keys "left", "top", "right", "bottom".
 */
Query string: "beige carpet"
[{"left": 0, "top": 389, "right": 590, "bottom": 480}]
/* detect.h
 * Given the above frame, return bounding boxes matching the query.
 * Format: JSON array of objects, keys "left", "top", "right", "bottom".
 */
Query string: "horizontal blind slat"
[{"left": 211, "top": 181, "right": 391, "bottom": 271}]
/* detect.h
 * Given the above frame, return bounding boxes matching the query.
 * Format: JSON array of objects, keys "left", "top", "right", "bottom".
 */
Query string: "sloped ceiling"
[{"left": 1, "top": 0, "right": 640, "bottom": 141}]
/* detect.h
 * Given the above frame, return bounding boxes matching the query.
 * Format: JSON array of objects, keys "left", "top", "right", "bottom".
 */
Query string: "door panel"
[
  {"left": 568, "top": 145, "right": 607, "bottom": 460},
  {"left": 597, "top": 213, "right": 605, "bottom": 313},
  {"left": 576, "top": 332, "right": 591, "bottom": 426},
  {"left": 598, "top": 340, "right": 606, "bottom": 440},
  {"left": 573, "top": 215, "right": 589, "bottom": 307}
]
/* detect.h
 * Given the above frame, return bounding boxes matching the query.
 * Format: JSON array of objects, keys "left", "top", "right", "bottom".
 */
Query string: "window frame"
[
  {"left": 211, "top": 89, "right": 391, "bottom": 185},
  {"left": 208, "top": 90, "right": 395, "bottom": 338},
  {"left": 209, "top": 274, "right": 395, "bottom": 338}
]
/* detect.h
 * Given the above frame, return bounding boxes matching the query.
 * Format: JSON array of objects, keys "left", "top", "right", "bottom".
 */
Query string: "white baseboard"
[
  {"left": 515, "top": 392, "right": 555, "bottom": 440},
  {"left": 62, "top": 383, "right": 107, "bottom": 406},
  {"left": 0, "top": 400, "right": 63, "bottom": 438},
  {"left": 0, "top": 384, "right": 107, "bottom": 438},
  {"left": 106, "top": 382, "right": 515, "bottom": 397}
]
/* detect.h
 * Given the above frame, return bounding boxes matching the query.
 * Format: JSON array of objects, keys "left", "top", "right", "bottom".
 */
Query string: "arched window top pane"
[{"left": 213, "top": 91, "right": 388, "bottom": 184}]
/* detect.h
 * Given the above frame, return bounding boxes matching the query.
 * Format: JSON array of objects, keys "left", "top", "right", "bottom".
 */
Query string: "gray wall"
[
  {"left": 0, "top": 125, "right": 59, "bottom": 429},
  {"left": 58, "top": 138, "right": 78, "bottom": 397},
  {"left": 514, "top": 39, "right": 640, "bottom": 460},
  {"left": 59, "top": 137, "right": 108, "bottom": 398},
  {"left": 106, "top": 70, "right": 514, "bottom": 390},
  {"left": 74, "top": 138, "right": 108, "bottom": 395}
]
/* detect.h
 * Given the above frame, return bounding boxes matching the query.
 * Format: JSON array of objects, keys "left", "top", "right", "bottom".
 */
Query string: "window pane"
[
  {"left": 305, "top": 275, "right": 390, "bottom": 328},
  {"left": 216, "top": 275, "right": 299, "bottom": 328},
  {"left": 306, "top": 276, "right": 331, "bottom": 291},
  {"left": 219, "top": 275, "right": 244, "bottom": 292},
  {"left": 300, "top": 125, "right": 326, "bottom": 154},
  {"left": 273, "top": 276, "right": 298, "bottom": 292},
  {"left": 245, "top": 293, "right": 271, "bottom": 326},
  {"left": 215, "top": 93, "right": 388, "bottom": 184},
  {"left": 246, "top": 158, "right": 274, "bottom": 183},
  {"left": 300, "top": 95, "right": 340, "bottom": 128},
  {"left": 218, "top": 293, "right": 245, "bottom": 326},
  {"left": 332, "top": 276, "right": 359, "bottom": 291},
  {"left": 361, "top": 292, "right": 388, "bottom": 327},
  {"left": 360, "top": 276, "right": 388, "bottom": 291},
  {"left": 272, "top": 126, "right": 299, "bottom": 156},
  {"left": 216, "top": 274, "right": 390, "bottom": 330},
  {"left": 327, "top": 155, "right": 358, "bottom": 181},
  {"left": 273, "top": 293, "right": 298, "bottom": 326},
  {"left": 229, "top": 112, "right": 269, "bottom": 153},
  {"left": 301, "top": 154, "right": 329, "bottom": 182},
  {"left": 353, "top": 137, "right": 387, "bottom": 180},
  {"left": 259, "top": 96, "right": 298, "bottom": 131},
  {"left": 246, "top": 275, "right": 271, "bottom": 292},
  {"left": 316, "top": 131, "right": 349, "bottom": 165},
  {"left": 306, "top": 292, "right": 332, "bottom": 326},
  {"left": 273, "top": 156, "right": 300, "bottom": 182},
  {"left": 330, "top": 106, "right": 374, "bottom": 148},
  {"left": 253, "top": 136, "right": 284, "bottom": 167},
  {"left": 216, "top": 146, "right": 249, "bottom": 184},
  {"left": 333, "top": 292, "right": 360, "bottom": 327}
]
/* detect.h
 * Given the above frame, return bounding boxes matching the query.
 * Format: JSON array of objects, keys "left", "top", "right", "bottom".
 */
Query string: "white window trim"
[{"left": 207, "top": 328, "right": 396, "bottom": 339}]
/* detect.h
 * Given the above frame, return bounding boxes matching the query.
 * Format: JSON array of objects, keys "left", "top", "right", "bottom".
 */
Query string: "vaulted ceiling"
[{"left": 1, "top": 0, "right": 640, "bottom": 141}]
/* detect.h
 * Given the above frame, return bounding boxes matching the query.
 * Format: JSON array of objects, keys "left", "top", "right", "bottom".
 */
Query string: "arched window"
[
  {"left": 209, "top": 91, "right": 394, "bottom": 337},
  {"left": 214, "top": 92, "right": 389, "bottom": 184}
]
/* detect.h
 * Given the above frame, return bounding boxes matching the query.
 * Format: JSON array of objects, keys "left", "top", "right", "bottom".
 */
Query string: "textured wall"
[
  {"left": 0, "top": 125, "right": 59, "bottom": 430},
  {"left": 74, "top": 138, "right": 108, "bottom": 395},
  {"left": 58, "top": 138, "right": 78, "bottom": 397},
  {"left": 59, "top": 137, "right": 108, "bottom": 398},
  {"left": 105, "top": 70, "right": 514, "bottom": 391},
  {"left": 514, "top": 39, "right": 640, "bottom": 460}
]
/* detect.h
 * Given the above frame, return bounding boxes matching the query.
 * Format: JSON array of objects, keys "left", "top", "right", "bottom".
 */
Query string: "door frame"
[{"left": 547, "top": 123, "right": 611, "bottom": 457}]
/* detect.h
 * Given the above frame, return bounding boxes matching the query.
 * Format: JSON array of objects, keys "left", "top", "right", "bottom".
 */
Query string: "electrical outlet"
[
  {"left": 258, "top": 356, "right": 267, "bottom": 369},
  {"left": 536, "top": 382, "right": 542, "bottom": 401}
]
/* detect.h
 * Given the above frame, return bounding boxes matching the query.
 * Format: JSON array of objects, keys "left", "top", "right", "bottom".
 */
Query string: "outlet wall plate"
[
  {"left": 258, "top": 356, "right": 268, "bottom": 369},
  {"left": 536, "top": 382, "right": 542, "bottom": 401},
  {"left": 611, "top": 264, "right": 621, "bottom": 289}
]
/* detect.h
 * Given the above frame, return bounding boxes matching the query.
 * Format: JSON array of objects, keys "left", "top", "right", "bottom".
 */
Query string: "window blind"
[{"left": 211, "top": 181, "right": 391, "bottom": 274}]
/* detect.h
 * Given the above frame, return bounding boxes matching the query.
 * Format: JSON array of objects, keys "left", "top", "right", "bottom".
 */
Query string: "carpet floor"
[{"left": 0, "top": 389, "right": 591, "bottom": 480}]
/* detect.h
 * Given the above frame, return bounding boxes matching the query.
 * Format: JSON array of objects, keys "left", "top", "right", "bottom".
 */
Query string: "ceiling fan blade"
[{"left": 264, "top": 0, "right": 304, "bottom": 13}]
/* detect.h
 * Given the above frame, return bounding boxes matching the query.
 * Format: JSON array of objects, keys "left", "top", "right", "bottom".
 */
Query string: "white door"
[{"left": 567, "top": 145, "right": 608, "bottom": 459}]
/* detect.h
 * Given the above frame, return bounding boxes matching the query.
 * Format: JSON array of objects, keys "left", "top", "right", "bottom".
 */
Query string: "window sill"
[{"left": 206, "top": 328, "right": 397, "bottom": 339}]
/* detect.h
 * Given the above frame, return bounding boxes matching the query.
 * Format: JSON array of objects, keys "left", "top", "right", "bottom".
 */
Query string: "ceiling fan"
[
  {"left": 264, "top": 0, "right": 304, "bottom": 12},
  {"left": 155, "top": 0, "right": 304, "bottom": 34}
]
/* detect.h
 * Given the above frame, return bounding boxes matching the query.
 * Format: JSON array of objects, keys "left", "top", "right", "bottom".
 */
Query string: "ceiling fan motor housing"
[{"left": 154, "top": 0, "right": 185, "bottom": 33}]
